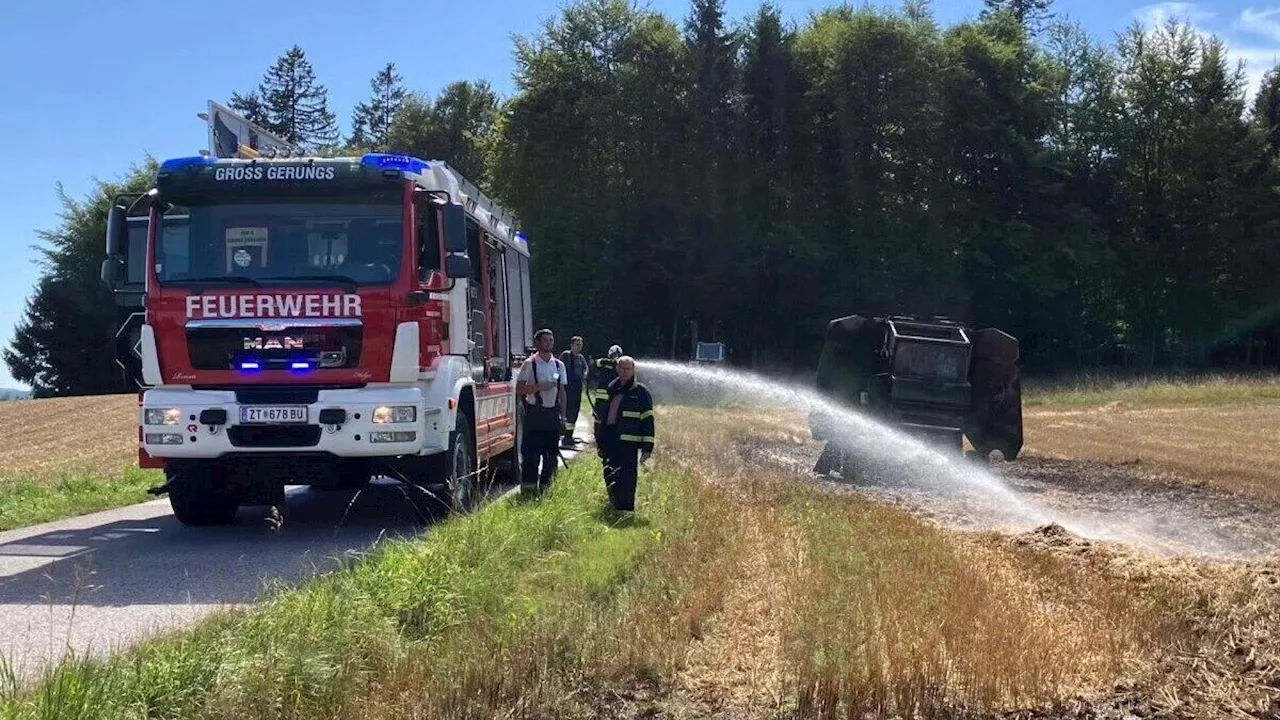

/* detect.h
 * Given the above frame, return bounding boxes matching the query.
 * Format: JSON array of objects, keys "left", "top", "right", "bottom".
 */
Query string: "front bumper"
[{"left": 140, "top": 386, "right": 443, "bottom": 459}]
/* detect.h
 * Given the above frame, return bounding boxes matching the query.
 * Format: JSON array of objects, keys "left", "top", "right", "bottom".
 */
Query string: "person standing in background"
[
  {"left": 560, "top": 336, "right": 589, "bottom": 447},
  {"left": 515, "top": 329, "right": 567, "bottom": 494},
  {"left": 589, "top": 344, "right": 623, "bottom": 427}
]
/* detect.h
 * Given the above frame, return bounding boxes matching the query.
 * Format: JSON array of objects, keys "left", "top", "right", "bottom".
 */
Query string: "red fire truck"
[{"left": 100, "top": 103, "right": 534, "bottom": 525}]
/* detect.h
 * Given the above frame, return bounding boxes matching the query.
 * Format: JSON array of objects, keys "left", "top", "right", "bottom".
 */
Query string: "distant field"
[
  {"left": 0, "top": 394, "right": 137, "bottom": 481},
  {"left": 0, "top": 393, "right": 148, "bottom": 529},
  {"left": 1023, "top": 373, "right": 1280, "bottom": 502},
  {"left": 1023, "top": 370, "right": 1280, "bottom": 409}
]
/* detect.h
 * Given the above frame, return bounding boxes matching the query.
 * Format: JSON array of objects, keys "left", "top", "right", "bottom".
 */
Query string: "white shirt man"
[
  {"left": 514, "top": 329, "right": 568, "bottom": 492},
  {"left": 516, "top": 351, "right": 567, "bottom": 409}
]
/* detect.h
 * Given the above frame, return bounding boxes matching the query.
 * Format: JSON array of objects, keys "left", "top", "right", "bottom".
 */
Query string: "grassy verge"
[
  {"left": 0, "top": 457, "right": 740, "bottom": 719},
  {"left": 0, "top": 467, "right": 160, "bottom": 531}
]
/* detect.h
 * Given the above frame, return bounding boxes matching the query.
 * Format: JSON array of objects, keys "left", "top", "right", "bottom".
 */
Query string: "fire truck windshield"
[{"left": 155, "top": 200, "right": 403, "bottom": 287}]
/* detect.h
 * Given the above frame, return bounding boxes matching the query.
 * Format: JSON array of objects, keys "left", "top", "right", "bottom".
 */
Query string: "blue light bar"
[
  {"left": 240, "top": 361, "right": 260, "bottom": 371},
  {"left": 290, "top": 361, "right": 311, "bottom": 370},
  {"left": 160, "top": 156, "right": 217, "bottom": 171},
  {"left": 360, "top": 153, "right": 429, "bottom": 174},
  {"left": 516, "top": 232, "right": 529, "bottom": 245}
]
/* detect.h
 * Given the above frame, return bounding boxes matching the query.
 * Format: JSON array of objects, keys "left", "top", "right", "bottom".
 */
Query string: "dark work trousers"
[
  {"left": 562, "top": 384, "right": 583, "bottom": 442},
  {"left": 521, "top": 429, "right": 561, "bottom": 490},
  {"left": 599, "top": 433, "right": 640, "bottom": 512}
]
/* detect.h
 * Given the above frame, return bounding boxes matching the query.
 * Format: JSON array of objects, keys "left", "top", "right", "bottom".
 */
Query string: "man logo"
[{"left": 243, "top": 335, "right": 306, "bottom": 350}]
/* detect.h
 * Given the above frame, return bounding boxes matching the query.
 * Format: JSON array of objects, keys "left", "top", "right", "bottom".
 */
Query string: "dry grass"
[
  {"left": 655, "top": 407, "right": 1186, "bottom": 717},
  {"left": 0, "top": 394, "right": 137, "bottom": 482},
  {"left": 1023, "top": 371, "right": 1280, "bottom": 409},
  {"left": 1024, "top": 382, "right": 1280, "bottom": 502}
]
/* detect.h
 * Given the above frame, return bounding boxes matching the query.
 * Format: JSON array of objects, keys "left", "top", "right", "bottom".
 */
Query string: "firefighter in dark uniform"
[
  {"left": 595, "top": 355, "right": 655, "bottom": 514},
  {"left": 559, "top": 335, "right": 589, "bottom": 447},
  {"left": 589, "top": 344, "right": 623, "bottom": 423}
]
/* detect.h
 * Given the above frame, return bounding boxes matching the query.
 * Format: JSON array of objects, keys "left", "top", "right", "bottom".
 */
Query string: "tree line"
[{"left": 9, "top": 0, "right": 1280, "bottom": 396}]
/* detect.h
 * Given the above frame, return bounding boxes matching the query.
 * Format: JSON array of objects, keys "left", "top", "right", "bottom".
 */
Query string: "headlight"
[
  {"left": 372, "top": 405, "right": 417, "bottom": 424},
  {"left": 145, "top": 408, "right": 182, "bottom": 425}
]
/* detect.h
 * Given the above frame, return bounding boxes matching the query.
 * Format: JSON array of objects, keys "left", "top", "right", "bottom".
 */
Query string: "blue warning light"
[
  {"left": 160, "top": 156, "right": 217, "bottom": 171},
  {"left": 360, "top": 153, "right": 430, "bottom": 174}
]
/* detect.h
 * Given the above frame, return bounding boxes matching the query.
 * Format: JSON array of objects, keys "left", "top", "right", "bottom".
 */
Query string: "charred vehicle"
[{"left": 809, "top": 314, "right": 1023, "bottom": 477}]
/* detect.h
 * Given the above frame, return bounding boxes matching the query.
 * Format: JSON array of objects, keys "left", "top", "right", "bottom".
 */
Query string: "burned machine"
[{"left": 809, "top": 314, "right": 1023, "bottom": 476}]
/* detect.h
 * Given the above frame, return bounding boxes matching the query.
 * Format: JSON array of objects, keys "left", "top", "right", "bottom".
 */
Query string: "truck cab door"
[
  {"left": 102, "top": 199, "right": 151, "bottom": 387},
  {"left": 413, "top": 195, "right": 449, "bottom": 369}
]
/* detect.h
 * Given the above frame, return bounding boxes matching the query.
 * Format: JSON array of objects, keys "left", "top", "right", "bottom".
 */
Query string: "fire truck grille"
[
  {"left": 228, "top": 425, "right": 323, "bottom": 448},
  {"left": 235, "top": 387, "right": 321, "bottom": 405},
  {"left": 186, "top": 323, "right": 363, "bottom": 371}
]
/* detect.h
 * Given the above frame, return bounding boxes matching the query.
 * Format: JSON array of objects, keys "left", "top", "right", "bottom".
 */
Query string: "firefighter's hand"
[{"left": 640, "top": 451, "right": 652, "bottom": 465}]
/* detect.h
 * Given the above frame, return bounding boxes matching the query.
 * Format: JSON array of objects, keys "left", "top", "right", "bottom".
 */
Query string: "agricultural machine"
[{"left": 809, "top": 314, "right": 1023, "bottom": 477}]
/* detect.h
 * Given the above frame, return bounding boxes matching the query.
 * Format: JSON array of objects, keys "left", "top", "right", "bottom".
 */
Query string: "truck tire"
[
  {"left": 167, "top": 466, "right": 238, "bottom": 526},
  {"left": 441, "top": 409, "right": 477, "bottom": 514}
]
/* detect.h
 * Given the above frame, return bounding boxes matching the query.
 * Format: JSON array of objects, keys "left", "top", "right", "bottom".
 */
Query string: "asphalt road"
[{"left": 0, "top": 414, "right": 595, "bottom": 680}]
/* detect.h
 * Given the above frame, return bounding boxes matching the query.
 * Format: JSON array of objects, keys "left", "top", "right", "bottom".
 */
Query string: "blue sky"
[{"left": 0, "top": 0, "right": 1271, "bottom": 389}]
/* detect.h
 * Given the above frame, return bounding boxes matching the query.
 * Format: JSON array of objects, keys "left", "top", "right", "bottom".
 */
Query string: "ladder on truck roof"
[
  {"left": 426, "top": 159, "right": 526, "bottom": 251},
  {"left": 199, "top": 100, "right": 302, "bottom": 160}
]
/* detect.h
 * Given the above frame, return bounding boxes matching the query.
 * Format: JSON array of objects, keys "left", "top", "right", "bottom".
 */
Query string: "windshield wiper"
[
  {"left": 259, "top": 275, "right": 360, "bottom": 292},
  {"left": 177, "top": 276, "right": 263, "bottom": 294}
]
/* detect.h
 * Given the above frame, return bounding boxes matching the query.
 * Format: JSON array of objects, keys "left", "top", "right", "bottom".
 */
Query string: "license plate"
[{"left": 240, "top": 406, "right": 309, "bottom": 424}]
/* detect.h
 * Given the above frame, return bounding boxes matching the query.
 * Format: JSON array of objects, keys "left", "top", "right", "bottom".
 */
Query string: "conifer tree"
[
  {"left": 350, "top": 62, "right": 407, "bottom": 149},
  {"left": 230, "top": 46, "right": 339, "bottom": 148}
]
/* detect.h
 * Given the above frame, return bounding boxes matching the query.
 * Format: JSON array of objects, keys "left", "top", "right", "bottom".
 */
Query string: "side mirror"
[
  {"left": 101, "top": 257, "right": 124, "bottom": 288},
  {"left": 105, "top": 204, "right": 128, "bottom": 256},
  {"left": 444, "top": 253, "right": 473, "bottom": 279},
  {"left": 442, "top": 202, "right": 468, "bottom": 254},
  {"left": 102, "top": 204, "right": 129, "bottom": 290}
]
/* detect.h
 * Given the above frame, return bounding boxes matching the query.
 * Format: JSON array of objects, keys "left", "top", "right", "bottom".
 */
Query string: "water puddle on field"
[{"left": 638, "top": 360, "right": 1276, "bottom": 561}]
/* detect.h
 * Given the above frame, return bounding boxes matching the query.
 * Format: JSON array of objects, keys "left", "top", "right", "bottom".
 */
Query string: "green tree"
[
  {"left": 983, "top": 0, "right": 1054, "bottom": 30},
  {"left": 5, "top": 162, "right": 157, "bottom": 397},
  {"left": 230, "top": 45, "right": 339, "bottom": 149},
  {"left": 386, "top": 80, "right": 500, "bottom": 182},
  {"left": 349, "top": 62, "right": 407, "bottom": 150}
]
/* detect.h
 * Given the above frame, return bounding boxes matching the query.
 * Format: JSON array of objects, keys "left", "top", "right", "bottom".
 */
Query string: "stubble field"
[{"left": 0, "top": 375, "right": 1278, "bottom": 718}]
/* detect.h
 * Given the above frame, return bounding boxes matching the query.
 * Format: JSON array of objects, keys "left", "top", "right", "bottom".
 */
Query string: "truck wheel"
[
  {"left": 167, "top": 466, "right": 238, "bottom": 526},
  {"left": 443, "top": 409, "right": 477, "bottom": 513}
]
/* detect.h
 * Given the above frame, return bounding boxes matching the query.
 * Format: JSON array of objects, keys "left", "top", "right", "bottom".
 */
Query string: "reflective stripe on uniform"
[
  {"left": 622, "top": 410, "right": 653, "bottom": 420},
  {"left": 620, "top": 434, "right": 655, "bottom": 444}
]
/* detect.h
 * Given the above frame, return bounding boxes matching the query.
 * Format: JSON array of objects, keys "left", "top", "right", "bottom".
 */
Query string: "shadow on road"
[{"left": 0, "top": 479, "right": 474, "bottom": 609}]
